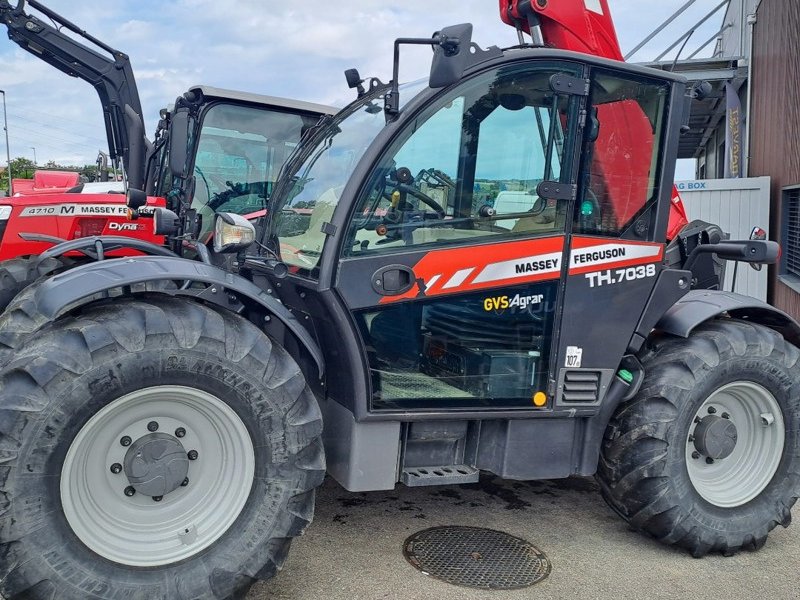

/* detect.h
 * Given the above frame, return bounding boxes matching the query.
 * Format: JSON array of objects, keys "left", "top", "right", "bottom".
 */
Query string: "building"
[
  {"left": 747, "top": 1, "right": 800, "bottom": 317},
  {"left": 634, "top": 0, "right": 800, "bottom": 319}
]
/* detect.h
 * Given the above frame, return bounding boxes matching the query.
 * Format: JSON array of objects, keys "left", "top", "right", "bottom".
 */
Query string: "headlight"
[
  {"left": 213, "top": 212, "right": 256, "bottom": 254},
  {"left": 0, "top": 206, "right": 11, "bottom": 221}
]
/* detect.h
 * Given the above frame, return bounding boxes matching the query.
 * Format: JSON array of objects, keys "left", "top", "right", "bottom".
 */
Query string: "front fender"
[
  {"left": 657, "top": 290, "right": 800, "bottom": 348},
  {"left": 31, "top": 256, "right": 325, "bottom": 375}
]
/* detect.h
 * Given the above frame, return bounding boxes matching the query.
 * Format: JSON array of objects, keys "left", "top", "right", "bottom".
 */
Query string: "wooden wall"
[{"left": 749, "top": 0, "right": 800, "bottom": 317}]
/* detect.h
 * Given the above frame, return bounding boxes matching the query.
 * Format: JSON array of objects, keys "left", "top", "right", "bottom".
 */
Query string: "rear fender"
[
  {"left": 656, "top": 290, "right": 800, "bottom": 348},
  {"left": 28, "top": 255, "right": 325, "bottom": 375}
]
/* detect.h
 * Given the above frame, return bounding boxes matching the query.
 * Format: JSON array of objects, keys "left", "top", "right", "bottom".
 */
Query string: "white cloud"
[{"left": 0, "top": 0, "right": 725, "bottom": 165}]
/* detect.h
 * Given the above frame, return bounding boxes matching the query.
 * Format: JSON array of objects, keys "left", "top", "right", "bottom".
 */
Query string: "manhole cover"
[{"left": 403, "top": 526, "right": 551, "bottom": 589}]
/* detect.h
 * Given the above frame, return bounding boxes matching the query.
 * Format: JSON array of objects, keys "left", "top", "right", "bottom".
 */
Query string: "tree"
[{"left": 9, "top": 156, "right": 35, "bottom": 180}]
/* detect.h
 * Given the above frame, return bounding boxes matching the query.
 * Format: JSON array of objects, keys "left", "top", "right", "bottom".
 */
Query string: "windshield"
[{"left": 272, "top": 80, "right": 427, "bottom": 273}]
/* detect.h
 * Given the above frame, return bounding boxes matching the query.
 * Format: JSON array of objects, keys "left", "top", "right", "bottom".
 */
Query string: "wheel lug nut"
[
  {"left": 722, "top": 412, "right": 730, "bottom": 419},
  {"left": 181, "top": 478, "right": 189, "bottom": 487},
  {"left": 706, "top": 457, "right": 715, "bottom": 464},
  {"left": 694, "top": 416, "right": 702, "bottom": 424},
  {"left": 707, "top": 407, "right": 717, "bottom": 414},
  {"left": 124, "top": 486, "right": 136, "bottom": 497},
  {"left": 152, "top": 495, "right": 163, "bottom": 502},
  {"left": 175, "top": 427, "right": 186, "bottom": 438},
  {"left": 147, "top": 421, "right": 159, "bottom": 432},
  {"left": 120, "top": 436, "right": 132, "bottom": 447},
  {"left": 688, "top": 435, "right": 695, "bottom": 443},
  {"left": 187, "top": 450, "right": 199, "bottom": 461},
  {"left": 692, "top": 451, "right": 700, "bottom": 459},
  {"left": 110, "top": 463, "right": 122, "bottom": 474}
]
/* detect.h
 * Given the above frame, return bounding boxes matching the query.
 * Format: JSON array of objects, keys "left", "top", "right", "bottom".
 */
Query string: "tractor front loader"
[{"left": 0, "top": 6, "right": 797, "bottom": 600}]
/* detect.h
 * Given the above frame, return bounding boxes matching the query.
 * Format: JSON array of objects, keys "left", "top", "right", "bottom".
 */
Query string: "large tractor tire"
[
  {"left": 0, "top": 270, "right": 175, "bottom": 369},
  {"left": 0, "top": 256, "right": 68, "bottom": 311},
  {"left": 598, "top": 319, "right": 800, "bottom": 557},
  {"left": 0, "top": 296, "right": 325, "bottom": 599}
]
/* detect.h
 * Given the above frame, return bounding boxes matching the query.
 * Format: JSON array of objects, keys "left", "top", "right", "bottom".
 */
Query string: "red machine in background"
[
  {"left": 500, "top": 0, "right": 690, "bottom": 241},
  {"left": 11, "top": 170, "right": 80, "bottom": 195}
]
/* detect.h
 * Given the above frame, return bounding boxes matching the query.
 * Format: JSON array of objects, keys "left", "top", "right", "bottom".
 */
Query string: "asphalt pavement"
[{"left": 249, "top": 475, "right": 799, "bottom": 600}]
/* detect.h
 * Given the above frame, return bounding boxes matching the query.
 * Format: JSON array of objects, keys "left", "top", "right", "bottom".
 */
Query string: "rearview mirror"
[
  {"left": 429, "top": 23, "right": 473, "bottom": 89},
  {"left": 169, "top": 109, "right": 191, "bottom": 179}
]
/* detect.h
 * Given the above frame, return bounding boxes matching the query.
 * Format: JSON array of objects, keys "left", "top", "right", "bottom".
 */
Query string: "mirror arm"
[{"left": 386, "top": 35, "right": 456, "bottom": 121}]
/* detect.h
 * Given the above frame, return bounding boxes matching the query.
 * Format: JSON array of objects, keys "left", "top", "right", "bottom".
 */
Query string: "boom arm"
[
  {"left": 499, "top": 0, "right": 689, "bottom": 240},
  {"left": 500, "top": 0, "right": 623, "bottom": 60},
  {"left": 0, "top": 0, "right": 147, "bottom": 190}
]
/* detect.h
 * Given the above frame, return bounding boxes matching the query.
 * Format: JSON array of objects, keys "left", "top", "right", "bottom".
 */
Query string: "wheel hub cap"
[
  {"left": 693, "top": 415, "right": 738, "bottom": 460},
  {"left": 123, "top": 432, "right": 190, "bottom": 497}
]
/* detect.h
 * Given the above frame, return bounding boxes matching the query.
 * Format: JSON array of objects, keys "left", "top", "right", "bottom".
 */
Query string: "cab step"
[{"left": 401, "top": 465, "right": 479, "bottom": 487}]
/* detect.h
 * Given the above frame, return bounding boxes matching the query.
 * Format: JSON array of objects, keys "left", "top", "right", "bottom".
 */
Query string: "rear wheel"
[
  {"left": 0, "top": 297, "right": 325, "bottom": 599},
  {"left": 598, "top": 319, "right": 800, "bottom": 556}
]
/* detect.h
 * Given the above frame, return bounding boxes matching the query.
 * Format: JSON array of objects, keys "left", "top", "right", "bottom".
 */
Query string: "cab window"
[
  {"left": 574, "top": 70, "right": 670, "bottom": 238},
  {"left": 344, "top": 62, "right": 580, "bottom": 256},
  {"left": 191, "top": 103, "right": 319, "bottom": 239}
]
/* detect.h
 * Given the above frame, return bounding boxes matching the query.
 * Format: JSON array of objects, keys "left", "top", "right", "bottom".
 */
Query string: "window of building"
[{"left": 782, "top": 186, "right": 800, "bottom": 280}]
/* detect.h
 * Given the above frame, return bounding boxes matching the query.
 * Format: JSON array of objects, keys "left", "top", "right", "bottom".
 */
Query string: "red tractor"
[{"left": 0, "top": 0, "right": 334, "bottom": 309}]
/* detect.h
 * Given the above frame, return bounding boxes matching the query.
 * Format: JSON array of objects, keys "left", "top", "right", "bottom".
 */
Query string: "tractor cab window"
[
  {"left": 344, "top": 63, "right": 579, "bottom": 256},
  {"left": 574, "top": 70, "right": 670, "bottom": 239},
  {"left": 192, "top": 103, "right": 319, "bottom": 240}
]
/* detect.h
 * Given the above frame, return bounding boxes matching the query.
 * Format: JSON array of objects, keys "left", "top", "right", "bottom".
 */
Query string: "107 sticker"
[{"left": 585, "top": 264, "right": 657, "bottom": 288}]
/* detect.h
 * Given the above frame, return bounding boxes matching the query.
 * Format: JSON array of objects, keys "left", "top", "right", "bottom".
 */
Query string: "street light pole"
[
  {"left": 30, "top": 146, "right": 36, "bottom": 167},
  {"left": 0, "top": 90, "right": 11, "bottom": 195}
]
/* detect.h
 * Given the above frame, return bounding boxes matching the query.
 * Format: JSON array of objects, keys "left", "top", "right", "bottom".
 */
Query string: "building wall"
[{"left": 749, "top": 0, "right": 800, "bottom": 317}]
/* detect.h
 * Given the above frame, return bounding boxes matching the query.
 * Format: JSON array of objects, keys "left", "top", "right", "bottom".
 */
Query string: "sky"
[{"left": 0, "top": 0, "right": 729, "bottom": 178}]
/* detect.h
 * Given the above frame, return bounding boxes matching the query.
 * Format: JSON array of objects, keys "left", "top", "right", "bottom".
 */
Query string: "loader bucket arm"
[
  {"left": 0, "top": 0, "right": 147, "bottom": 190},
  {"left": 499, "top": 0, "right": 689, "bottom": 240}
]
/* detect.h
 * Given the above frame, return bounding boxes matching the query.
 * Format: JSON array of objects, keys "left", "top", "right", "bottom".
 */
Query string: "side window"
[
  {"left": 575, "top": 70, "right": 670, "bottom": 238},
  {"left": 345, "top": 63, "right": 579, "bottom": 256},
  {"left": 191, "top": 104, "right": 318, "bottom": 239}
]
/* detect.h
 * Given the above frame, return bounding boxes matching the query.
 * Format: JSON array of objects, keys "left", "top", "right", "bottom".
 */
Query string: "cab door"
[{"left": 334, "top": 60, "right": 585, "bottom": 412}]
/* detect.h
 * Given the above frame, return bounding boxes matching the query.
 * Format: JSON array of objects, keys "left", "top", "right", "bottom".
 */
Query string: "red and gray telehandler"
[{"left": 0, "top": 2, "right": 796, "bottom": 600}]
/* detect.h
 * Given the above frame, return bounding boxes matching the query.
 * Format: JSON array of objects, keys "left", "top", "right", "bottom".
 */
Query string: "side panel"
[
  {"left": 0, "top": 194, "right": 165, "bottom": 259},
  {"left": 554, "top": 236, "right": 665, "bottom": 403}
]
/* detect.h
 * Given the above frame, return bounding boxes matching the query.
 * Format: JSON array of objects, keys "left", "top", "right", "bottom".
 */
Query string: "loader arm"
[
  {"left": 0, "top": 0, "right": 147, "bottom": 190},
  {"left": 500, "top": 0, "right": 689, "bottom": 240}
]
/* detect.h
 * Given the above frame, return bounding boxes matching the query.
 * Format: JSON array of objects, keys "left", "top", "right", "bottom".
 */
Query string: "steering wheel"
[{"left": 395, "top": 183, "right": 447, "bottom": 220}]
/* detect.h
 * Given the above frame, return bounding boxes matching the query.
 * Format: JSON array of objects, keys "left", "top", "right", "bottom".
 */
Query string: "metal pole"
[
  {"left": 625, "top": 0, "right": 699, "bottom": 60},
  {"left": 0, "top": 90, "right": 10, "bottom": 194},
  {"left": 30, "top": 146, "right": 36, "bottom": 166}
]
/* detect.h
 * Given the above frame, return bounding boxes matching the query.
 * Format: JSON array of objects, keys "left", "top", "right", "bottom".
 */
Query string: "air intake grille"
[{"left": 561, "top": 370, "right": 601, "bottom": 403}]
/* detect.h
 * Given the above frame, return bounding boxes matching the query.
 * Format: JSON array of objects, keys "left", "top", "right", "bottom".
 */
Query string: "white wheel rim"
[
  {"left": 61, "top": 385, "right": 255, "bottom": 567},
  {"left": 686, "top": 381, "right": 785, "bottom": 508}
]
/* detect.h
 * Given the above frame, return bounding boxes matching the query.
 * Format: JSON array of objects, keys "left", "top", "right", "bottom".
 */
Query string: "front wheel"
[
  {"left": 0, "top": 297, "right": 325, "bottom": 599},
  {"left": 598, "top": 319, "right": 800, "bottom": 556},
  {"left": 0, "top": 256, "right": 69, "bottom": 311}
]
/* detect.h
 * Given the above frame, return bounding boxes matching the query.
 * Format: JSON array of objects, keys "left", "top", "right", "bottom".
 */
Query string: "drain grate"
[{"left": 403, "top": 526, "right": 551, "bottom": 590}]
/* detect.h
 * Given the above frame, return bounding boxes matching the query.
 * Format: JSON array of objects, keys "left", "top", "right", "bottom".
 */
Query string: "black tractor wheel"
[
  {"left": 0, "top": 256, "right": 68, "bottom": 310},
  {"left": 0, "top": 296, "right": 325, "bottom": 599},
  {"left": 598, "top": 319, "right": 800, "bottom": 557}
]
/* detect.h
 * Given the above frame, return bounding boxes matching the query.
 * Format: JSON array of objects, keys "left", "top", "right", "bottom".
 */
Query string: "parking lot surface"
[{"left": 248, "top": 475, "right": 799, "bottom": 600}]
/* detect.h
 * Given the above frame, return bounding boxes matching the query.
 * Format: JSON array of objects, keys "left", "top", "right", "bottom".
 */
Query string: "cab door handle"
[{"left": 371, "top": 265, "right": 416, "bottom": 296}]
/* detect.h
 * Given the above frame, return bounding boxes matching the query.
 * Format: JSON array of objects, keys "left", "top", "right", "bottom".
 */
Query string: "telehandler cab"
[{"left": 0, "top": 9, "right": 797, "bottom": 600}]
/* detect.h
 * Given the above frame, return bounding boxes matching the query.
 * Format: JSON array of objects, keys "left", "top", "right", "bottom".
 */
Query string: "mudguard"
[
  {"left": 28, "top": 255, "right": 325, "bottom": 375},
  {"left": 657, "top": 290, "right": 800, "bottom": 348}
]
